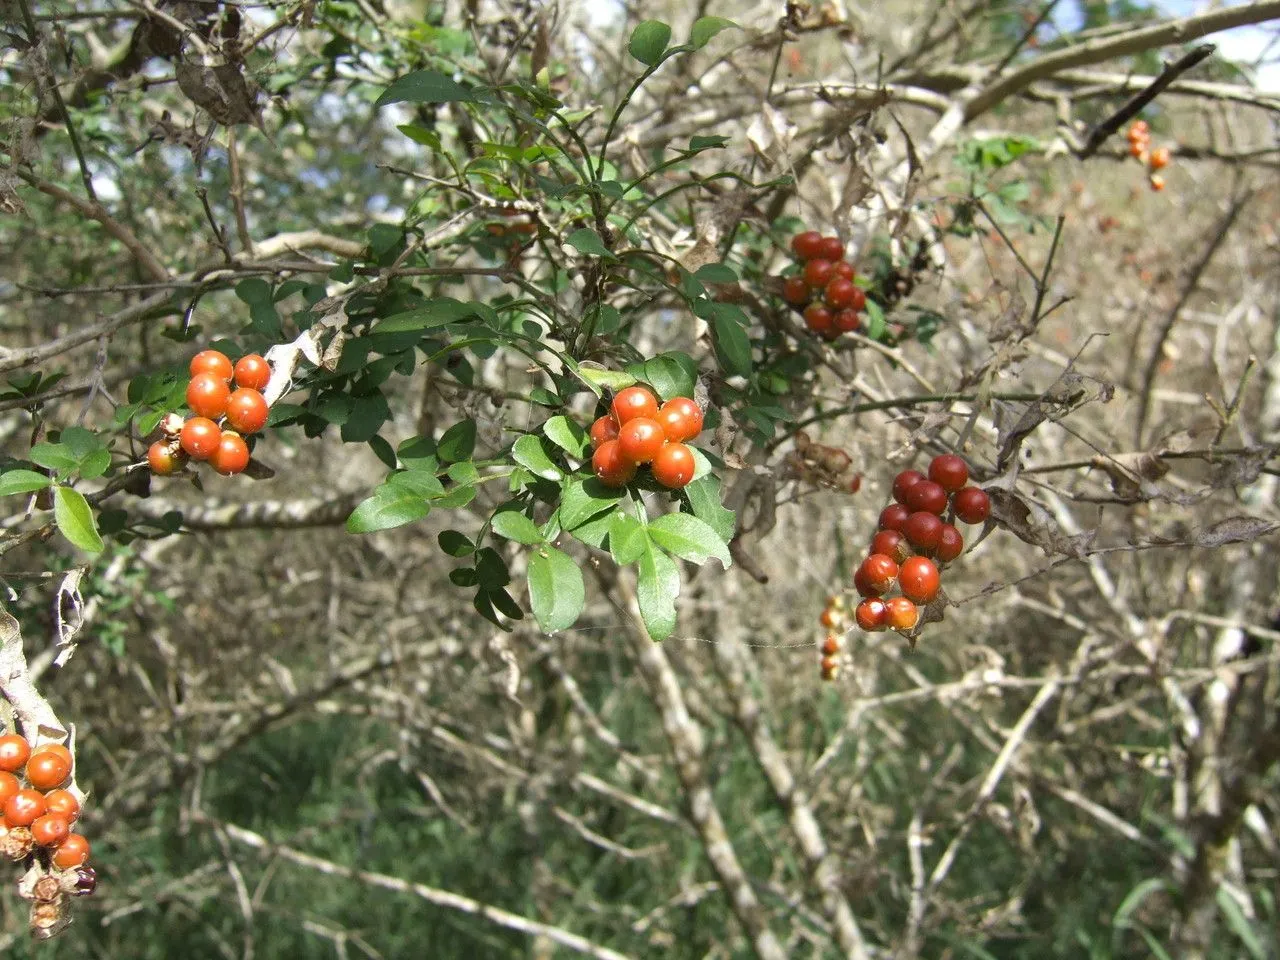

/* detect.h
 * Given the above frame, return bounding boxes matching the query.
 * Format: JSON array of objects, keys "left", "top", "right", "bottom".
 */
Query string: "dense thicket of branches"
[{"left": 2, "top": 0, "right": 1280, "bottom": 957}]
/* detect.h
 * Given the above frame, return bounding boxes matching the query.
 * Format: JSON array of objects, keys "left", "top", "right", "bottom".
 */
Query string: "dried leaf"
[
  {"left": 987, "top": 488, "right": 1096, "bottom": 557},
  {"left": 1191, "top": 516, "right": 1278, "bottom": 548},
  {"left": 175, "top": 61, "right": 261, "bottom": 127}
]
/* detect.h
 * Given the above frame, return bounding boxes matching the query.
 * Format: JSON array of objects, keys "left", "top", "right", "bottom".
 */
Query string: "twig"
[{"left": 1077, "top": 44, "right": 1217, "bottom": 158}]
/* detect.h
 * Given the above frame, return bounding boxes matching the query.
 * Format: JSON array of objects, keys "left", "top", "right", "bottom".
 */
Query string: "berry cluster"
[
  {"left": 1127, "top": 121, "right": 1170, "bottom": 192},
  {"left": 780, "top": 231, "right": 869, "bottom": 339},
  {"left": 590, "top": 386, "right": 704, "bottom": 490},
  {"left": 853, "top": 455, "right": 991, "bottom": 638},
  {"left": 148, "top": 350, "right": 272, "bottom": 478},
  {"left": 817, "top": 596, "right": 848, "bottom": 681},
  {"left": 0, "top": 734, "right": 94, "bottom": 891}
]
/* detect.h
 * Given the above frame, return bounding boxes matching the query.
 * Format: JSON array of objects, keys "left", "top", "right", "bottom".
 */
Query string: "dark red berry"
[
  {"left": 833, "top": 261, "right": 855, "bottom": 281},
  {"left": 937, "top": 524, "right": 964, "bottom": 562},
  {"left": 782, "top": 276, "right": 810, "bottom": 305},
  {"left": 818, "top": 236, "right": 844, "bottom": 261},
  {"left": 834, "top": 308, "right": 861, "bottom": 333},
  {"left": 802, "top": 259, "right": 835, "bottom": 288},
  {"left": 929, "top": 454, "right": 969, "bottom": 492},
  {"left": 803, "top": 303, "right": 834, "bottom": 334},
  {"left": 791, "top": 231, "right": 823, "bottom": 260},
  {"left": 892, "top": 470, "right": 925, "bottom": 504},
  {"left": 904, "top": 480, "right": 948, "bottom": 515},
  {"left": 879, "top": 503, "right": 911, "bottom": 532},
  {"left": 953, "top": 486, "right": 991, "bottom": 524},
  {"left": 870, "top": 529, "right": 906, "bottom": 560},
  {"left": 903, "top": 511, "right": 944, "bottom": 552},
  {"left": 824, "top": 277, "right": 859, "bottom": 309}
]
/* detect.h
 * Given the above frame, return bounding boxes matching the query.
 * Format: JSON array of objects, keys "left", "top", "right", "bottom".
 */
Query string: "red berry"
[
  {"left": 31, "top": 814, "right": 70, "bottom": 847},
  {"left": 4, "top": 788, "right": 46, "bottom": 827},
  {"left": 892, "top": 470, "right": 925, "bottom": 504},
  {"left": 870, "top": 529, "right": 905, "bottom": 560},
  {"left": 592, "top": 440, "right": 636, "bottom": 488},
  {"left": 656, "top": 397, "right": 703, "bottom": 443},
  {"left": 611, "top": 386, "right": 659, "bottom": 426},
  {"left": 1149, "top": 146, "right": 1170, "bottom": 170},
  {"left": 52, "top": 833, "right": 90, "bottom": 869},
  {"left": 953, "top": 486, "right": 991, "bottom": 524},
  {"left": 0, "top": 734, "right": 30, "bottom": 773},
  {"left": 782, "top": 276, "right": 810, "bottom": 305},
  {"left": 928, "top": 454, "right": 969, "bottom": 492},
  {"left": 855, "top": 598, "right": 888, "bottom": 631},
  {"left": 904, "top": 480, "right": 948, "bottom": 515},
  {"left": 819, "top": 608, "right": 838, "bottom": 629},
  {"left": 833, "top": 308, "right": 861, "bottom": 333},
  {"left": 833, "top": 261, "right": 855, "bottom": 280},
  {"left": 803, "top": 303, "right": 834, "bottom": 334},
  {"left": 802, "top": 259, "right": 835, "bottom": 288},
  {"left": 0, "top": 772, "right": 18, "bottom": 806},
  {"left": 823, "top": 277, "right": 859, "bottom": 309},
  {"left": 652, "top": 443, "right": 696, "bottom": 489},
  {"left": 189, "top": 349, "right": 233, "bottom": 382},
  {"left": 31, "top": 743, "right": 71, "bottom": 766},
  {"left": 210, "top": 432, "right": 251, "bottom": 476},
  {"left": 186, "top": 372, "right": 231, "bottom": 420},
  {"left": 818, "top": 236, "right": 844, "bottom": 262},
  {"left": 936, "top": 524, "right": 963, "bottom": 563},
  {"left": 233, "top": 354, "right": 271, "bottom": 391},
  {"left": 848, "top": 473, "right": 861, "bottom": 493},
  {"left": 43, "top": 789, "right": 80, "bottom": 823},
  {"left": 858, "top": 554, "right": 899, "bottom": 595},
  {"left": 617, "top": 417, "right": 666, "bottom": 464},
  {"left": 878, "top": 503, "right": 910, "bottom": 532},
  {"left": 899, "top": 556, "right": 941, "bottom": 604},
  {"left": 590, "top": 415, "right": 619, "bottom": 448},
  {"left": 885, "top": 597, "right": 920, "bottom": 632},
  {"left": 147, "top": 441, "right": 186, "bottom": 476},
  {"left": 180, "top": 417, "right": 222, "bottom": 460},
  {"left": 847, "top": 286, "right": 867, "bottom": 311},
  {"left": 903, "top": 511, "right": 944, "bottom": 553},
  {"left": 26, "top": 751, "right": 70, "bottom": 791},
  {"left": 821, "top": 633, "right": 841, "bottom": 656},
  {"left": 820, "top": 654, "right": 839, "bottom": 673},
  {"left": 224, "top": 388, "right": 269, "bottom": 434},
  {"left": 791, "top": 231, "right": 823, "bottom": 260}
]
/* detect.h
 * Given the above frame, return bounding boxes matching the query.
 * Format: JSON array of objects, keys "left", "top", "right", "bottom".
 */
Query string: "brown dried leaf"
[
  {"left": 987, "top": 488, "right": 1096, "bottom": 558},
  {"left": 175, "top": 61, "right": 261, "bottom": 127},
  {"left": 1191, "top": 516, "right": 1278, "bottom": 548}
]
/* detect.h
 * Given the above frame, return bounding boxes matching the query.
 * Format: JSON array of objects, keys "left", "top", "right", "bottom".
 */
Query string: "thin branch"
[{"left": 210, "top": 820, "right": 639, "bottom": 960}]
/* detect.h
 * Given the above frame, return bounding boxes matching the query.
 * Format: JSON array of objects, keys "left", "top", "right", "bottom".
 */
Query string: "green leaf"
[
  {"left": 1217, "top": 887, "right": 1266, "bottom": 959},
  {"left": 688, "top": 135, "right": 729, "bottom": 151},
  {"left": 682, "top": 474, "right": 736, "bottom": 543},
  {"left": 52, "top": 485, "right": 103, "bottom": 554},
  {"left": 1136, "top": 929, "right": 1175, "bottom": 960},
  {"left": 559, "top": 478, "right": 623, "bottom": 530},
  {"left": 397, "top": 123, "right": 442, "bottom": 149},
  {"left": 340, "top": 392, "right": 391, "bottom": 443},
  {"left": 438, "top": 530, "right": 474, "bottom": 557},
  {"left": 577, "top": 366, "right": 636, "bottom": 393},
  {"left": 566, "top": 227, "right": 614, "bottom": 259},
  {"left": 543, "top": 416, "right": 588, "bottom": 459},
  {"left": 438, "top": 419, "right": 477, "bottom": 463},
  {"left": 0, "top": 470, "right": 52, "bottom": 496},
  {"left": 512, "top": 435, "right": 562, "bottom": 481},
  {"left": 371, "top": 298, "right": 493, "bottom": 333},
  {"left": 28, "top": 443, "right": 79, "bottom": 474},
  {"left": 527, "top": 545, "right": 586, "bottom": 633},
  {"left": 491, "top": 509, "right": 544, "bottom": 545},
  {"left": 636, "top": 352, "right": 697, "bottom": 401},
  {"left": 694, "top": 263, "right": 738, "bottom": 284},
  {"left": 78, "top": 448, "right": 110, "bottom": 480},
  {"left": 690, "top": 16, "right": 737, "bottom": 49},
  {"left": 711, "top": 312, "right": 752, "bottom": 376},
  {"left": 864, "top": 298, "right": 886, "bottom": 340},
  {"left": 474, "top": 547, "right": 510, "bottom": 588},
  {"left": 487, "top": 586, "right": 525, "bottom": 622},
  {"left": 386, "top": 470, "right": 445, "bottom": 498},
  {"left": 628, "top": 20, "right": 671, "bottom": 66},
  {"left": 1111, "top": 877, "right": 1167, "bottom": 950},
  {"left": 648, "top": 513, "right": 731, "bottom": 568},
  {"left": 376, "top": 70, "right": 472, "bottom": 107},
  {"left": 637, "top": 543, "right": 679, "bottom": 641},
  {"left": 608, "top": 513, "right": 647, "bottom": 565},
  {"left": 346, "top": 485, "right": 431, "bottom": 533}
]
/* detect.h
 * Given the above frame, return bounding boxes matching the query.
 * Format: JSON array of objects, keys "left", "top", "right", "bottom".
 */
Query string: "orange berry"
[
  {"left": 0, "top": 734, "right": 30, "bottom": 773},
  {"left": 52, "top": 833, "right": 90, "bottom": 869}
]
